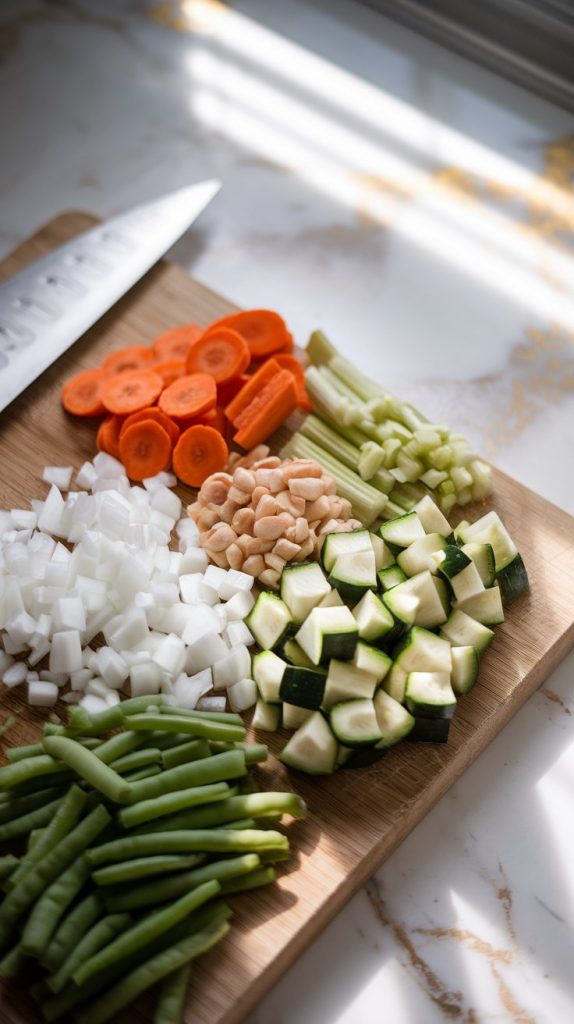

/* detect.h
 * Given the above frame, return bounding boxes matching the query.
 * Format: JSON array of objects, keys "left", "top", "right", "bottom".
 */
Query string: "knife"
[{"left": 0, "top": 179, "right": 221, "bottom": 414}]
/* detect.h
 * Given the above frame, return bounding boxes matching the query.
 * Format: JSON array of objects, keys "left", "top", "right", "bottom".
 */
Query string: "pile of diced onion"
[{"left": 0, "top": 454, "right": 258, "bottom": 713}]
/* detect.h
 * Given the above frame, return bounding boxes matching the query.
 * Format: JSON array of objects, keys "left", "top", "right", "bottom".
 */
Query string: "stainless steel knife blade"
[{"left": 0, "top": 179, "right": 221, "bottom": 413}]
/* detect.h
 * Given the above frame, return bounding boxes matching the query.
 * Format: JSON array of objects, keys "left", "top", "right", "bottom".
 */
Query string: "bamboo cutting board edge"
[{"left": 0, "top": 213, "right": 573, "bottom": 1024}]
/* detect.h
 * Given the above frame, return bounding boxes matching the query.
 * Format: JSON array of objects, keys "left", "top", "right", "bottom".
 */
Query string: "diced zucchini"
[
  {"left": 461, "top": 542, "right": 496, "bottom": 587},
  {"left": 382, "top": 590, "right": 420, "bottom": 647},
  {"left": 252, "top": 650, "right": 286, "bottom": 704},
  {"left": 321, "top": 529, "right": 372, "bottom": 573},
  {"left": 379, "top": 511, "right": 425, "bottom": 548},
  {"left": 352, "top": 590, "right": 394, "bottom": 643},
  {"left": 440, "top": 610, "right": 494, "bottom": 655},
  {"left": 341, "top": 747, "right": 388, "bottom": 769},
  {"left": 280, "top": 711, "right": 338, "bottom": 774},
  {"left": 413, "top": 495, "right": 451, "bottom": 535},
  {"left": 329, "top": 548, "right": 377, "bottom": 601},
  {"left": 405, "top": 671, "right": 456, "bottom": 719},
  {"left": 455, "top": 586, "right": 504, "bottom": 626},
  {"left": 450, "top": 645, "right": 479, "bottom": 695},
  {"left": 456, "top": 511, "right": 517, "bottom": 570},
  {"left": 336, "top": 743, "right": 354, "bottom": 768},
  {"left": 388, "top": 571, "right": 448, "bottom": 629},
  {"left": 377, "top": 565, "right": 408, "bottom": 591},
  {"left": 408, "top": 717, "right": 451, "bottom": 742},
  {"left": 282, "top": 638, "right": 315, "bottom": 669},
  {"left": 393, "top": 626, "right": 452, "bottom": 673},
  {"left": 280, "top": 562, "right": 331, "bottom": 625},
  {"left": 322, "top": 659, "right": 378, "bottom": 710},
  {"left": 397, "top": 533, "right": 447, "bottom": 577},
  {"left": 370, "top": 532, "right": 395, "bottom": 570},
  {"left": 295, "top": 606, "right": 358, "bottom": 665},
  {"left": 252, "top": 699, "right": 281, "bottom": 732},
  {"left": 373, "top": 689, "right": 415, "bottom": 748},
  {"left": 330, "top": 698, "right": 383, "bottom": 747},
  {"left": 448, "top": 561, "right": 485, "bottom": 603},
  {"left": 433, "top": 543, "right": 471, "bottom": 578},
  {"left": 282, "top": 702, "right": 313, "bottom": 730},
  {"left": 352, "top": 641, "right": 392, "bottom": 683},
  {"left": 279, "top": 665, "right": 326, "bottom": 710},
  {"left": 496, "top": 552, "right": 529, "bottom": 604},
  {"left": 382, "top": 663, "right": 408, "bottom": 703},
  {"left": 317, "top": 589, "right": 345, "bottom": 609},
  {"left": 245, "top": 592, "right": 292, "bottom": 651}
]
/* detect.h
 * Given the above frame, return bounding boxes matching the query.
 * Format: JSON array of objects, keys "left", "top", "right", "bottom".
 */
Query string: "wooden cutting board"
[{"left": 1, "top": 213, "right": 574, "bottom": 1024}]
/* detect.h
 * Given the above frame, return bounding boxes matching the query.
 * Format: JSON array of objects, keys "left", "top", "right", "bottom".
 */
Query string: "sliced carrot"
[
  {"left": 228, "top": 310, "right": 292, "bottom": 358},
  {"left": 273, "top": 353, "right": 313, "bottom": 411},
  {"left": 100, "top": 370, "right": 164, "bottom": 415},
  {"left": 217, "top": 374, "right": 251, "bottom": 407},
  {"left": 200, "top": 313, "right": 238, "bottom": 338},
  {"left": 185, "top": 328, "right": 250, "bottom": 386},
  {"left": 233, "top": 369, "right": 297, "bottom": 449},
  {"left": 119, "top": 420, "right": 172, "bottom": 481},
  {"left": 152, "top": 325, "right": 203, "bottom": 363},
  {"left": 102, "top": 346, "right": 154, "bottom": 375},
  {"left": 150, "top": 360, "right": 186, "bottom": 387},
  {"left": 186, "top": 405, "right": 227, "bottom": 434},
  {"left": 225, "top": 359, "right": 282, "bottom": 422},
  {"left": 96, "top": 415, "right": 124, "bottom": 459},
  {"left": 61, "top": 368, "right": 108, "bottom": 417},
  {"left": 120, "top": 407, "right": 180, "bottom": 447},
  {"left": 172, "top": 425, "right": 229, "bottom": 488},
  {"left": 158, "top": 373, "right": 216, "bottom": 420}
]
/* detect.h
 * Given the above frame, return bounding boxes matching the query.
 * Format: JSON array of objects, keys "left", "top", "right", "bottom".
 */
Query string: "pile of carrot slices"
[{"left": 61, "top": 309, "right": 311, "bottom": 487}]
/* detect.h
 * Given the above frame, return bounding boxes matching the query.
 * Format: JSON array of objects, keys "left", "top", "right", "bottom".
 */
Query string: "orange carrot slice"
[
  {"left": 96, "top": 415, "right": 124, "bottom": 458},
  {"left": 119, "top": 420, "right": 172, "bottom": 481},
  {"left": 158, "top": 373, "right": 216, "bottom": 420},
  {"left": 61, "top": 369, "right": 108, "bottom": 417},
  {"left": 120, "top": 407, "right": 180, "bottom": 447},
  {"left": 152, "top": 325, "right": 203, "bottom": 362},
  {"left": 217, "top": 374, "right": 250, "bottom": 408},
  {"left": 185, "top": 327, "right": 250, "bottom": 386},
  {"left": 228, "top": 310, "right": 292, "bottom": 358},
  {"left": 100, "top": 370, "right": 164, "bottom": 415},
  {"left": 102, "top": 346, "right": 154, "bottom": 375},
  {"left": 172, "top": 425, "right": 229, "bottom": 487},
  {"left": 182, "top": 405, "right": 227, "bottom": 434},
  {"left": 224, "top": 359, "right": 282, "bottom": 422},
  {"left": 232, "top": 369, "right": 297, "bottom": 449},
  {"left": 273, "top": 353, "right": 313, "bottom": 411},
  {"left": 151, "top": 361, "right": 186, "bottom": 387}
]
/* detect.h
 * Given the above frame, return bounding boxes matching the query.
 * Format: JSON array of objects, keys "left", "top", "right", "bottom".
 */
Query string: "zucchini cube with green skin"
[
  {"left": 322, "top": 659, "right": 378, "bottom": 711},
  {"left": 496, "top": 552, "right": 529, "bottom": 604},
  {"left": 392, "top": 626, "right": 452, "bottom": 674},
  {"left": 295, "top": 606, "right": 358, "bottom": 666},
  {"left": 388, "top": 571, "right": 448, "bottom": 630},
  {"left": 321, "top": 529, "right": 373, "bottom": 573},
  {"left": 408, "top": 717, "right": 451, "bottom": 742},
  {"left": 381, "top": 590, "right": 420, "bottom": 647},
  {"left": 455, "top": 586, "right": 504, "bottom": 626},
  {"left": 373, "top": 690, "right": 415, "bottom": 748},
  {"left": 377, "top": 565, "right": 407, "bottom": 592},
  {"left": 397, "top": 533, "right": 447, "bottom": 577},
  {"left": 413, "top": 495, "right": 451, "bottom": 536},
  {"left": 317, "top": 589, "right": 345, "bottom": 609},
  {"left": 456, "top": 511, "right": 517, "bottom": 571},
  {"left": 282, "top": 702, "right": 313, "bottom": 730},
  {"left": 279, "top": 711, "right": 338, "bottom": 774},
  {"left": 329, "top": 548, "right": 377, "bottom": 601},
  {"left": 461, "top": 542, "right": 496, "bottom": 587},
  {"left": 405, "top": 671, "right": 456, "bottom": 719},
  {"left": 379, "top": 511, "right": 425, "bottom": 549},
  {"left": 330, "top": 698, "right": 383, "bottom": 748},
  {"left": 382, "top": 663, "right": 408, "bottom": 703},
  {"left": 450, "top": 645, "right": 479, "bottom": 695},
  {"left": 282, "top": 638, "right": 315, "bottom": 669},
  {"left": 370, "top": 533, "right": 395, "bottom": 570},
  {"left": 433, "top": 543, "right": 471, "bottom": 579},
  {"left": 252, "top": 699, "right": 281, "bottom": 732},
  {"left": 434, "top": 546, "right": 484, "bottom": 602},
  {"left": 352, "top": 590, "right": 394, "bottom": 643},
  {"left": 279, "top": 665, "right": 326, "bottom": 710},
  {"left": 440, "top": 610, "right": 494, "bottom": 655},
  {"left": 252, "top": 650, "right": 286, "bottom": 704},
  {"left": 245, "top": 593, "right": 292, "bottom": 652},
  {"left": 280, "top": 562, "right": 331, "bottom": 625},
  {"left": 352, "top": 641, "right": 392, "bottom": 683}
]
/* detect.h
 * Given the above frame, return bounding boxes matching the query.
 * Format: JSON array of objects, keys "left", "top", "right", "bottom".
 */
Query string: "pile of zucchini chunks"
[{"left": 244, "top": 495, "right": 529, "bottom": 775}]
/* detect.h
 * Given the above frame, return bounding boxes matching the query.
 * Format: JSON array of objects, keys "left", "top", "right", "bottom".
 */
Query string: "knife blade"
[{"left": 0, "top": 179, "right": 221, "bottom": 414}]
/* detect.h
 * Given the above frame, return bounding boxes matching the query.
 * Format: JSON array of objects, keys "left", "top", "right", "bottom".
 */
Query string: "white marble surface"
[{"left": 1, "top": 1, "right": 573, "bottom": 1021}]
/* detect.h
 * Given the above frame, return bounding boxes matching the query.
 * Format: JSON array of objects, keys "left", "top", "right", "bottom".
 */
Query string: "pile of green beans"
[{"left": 0, "top": 698, "right": 306, "bottom": 1023}]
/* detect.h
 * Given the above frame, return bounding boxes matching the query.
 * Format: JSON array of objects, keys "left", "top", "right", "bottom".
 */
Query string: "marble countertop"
[{"left": 1, "top": 1, "right": 573, "bottom": 1020}]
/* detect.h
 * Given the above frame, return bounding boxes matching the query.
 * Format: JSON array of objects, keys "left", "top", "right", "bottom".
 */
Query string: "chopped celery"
[{"left": 307, "top": 329, "right": 338, "bottom": 366}]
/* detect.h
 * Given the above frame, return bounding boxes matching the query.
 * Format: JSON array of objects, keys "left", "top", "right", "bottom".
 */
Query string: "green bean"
[
  {"left": 125, "top": 750, "right": 246, "bottom": 806},
  {"left": 146, "top": 731, "right": 191, "bottom": 751},
  {"left": 73, "top": 878, "right": 220, "bottom": 987},
  {"left": 109, "top": 748, "right": 161, "bottom": 774},
  {"left": 0, "top": 941, "right": 26, "bottom": 979},
  {"left": 87, "top": 828, "right": 288, "bottom": 867},
  {"left": 123, "top": 764, "right": 163, "bottom": 782},
  {"left": 0, "top": 754, "right": 67, "bottom": 790},
  {"left": 154, "top": 963, "right": 190, "bottom": 1023},
  {"left": 209, "top": 740, "right": 268, "bottom": 764},
  {"left": 43, "top": 737, "right": 130, "bottom": 804},
  {"left": 6, "top": 741, "right": 45, "bottom": 762},
  {"left": 0, "top": 803, "right": 110, "bottom": 950},
  {"left": 10, "top": 771, "right": 74, "bottom": 796},
  {"left": 41, "top": 892, "right": 104, "bottom": 972},
  {"left": 220, "top": 866, "right": 277, "bottom": 894},
  {"left": 117, "top": 782, "right": 230, "bottom": 830},
  {"left": 0, "top": 795, "right": 64, "bottom": 842},
  {"left": 119, "top": 694, "right": 167, "bottom": 716},
  {"left": 66, "top": 705, "right": 125, "bottom": 736},
  {"left": 103, "top": 854, "right": 258, "bottom": 912},
  {"left": 0, "top": 714, "right": 15, "bottom": 737},
  {"left": 44, "top": 723, "right": 67, "bottom": 735},
  {"left": 28, "top": 827, "right": 45, "bottom": 849},
  {"left": 161, "top": 706, "right": 244, "bottom": 726},
  {"left": 92, "top": 854, "right": 203, "bottom": 887},
  {"left": 161, "top": 738, "right": 211, "bottom": 770},
  {"left": 9, "top": 785, "right": 88, "bottom": 889},
  {"left": 21, "top": 856, "right": 91, "bottom": 957},
  {"left": 0, "top": 855, "right": 18, "bottom": 883},
  {"left": 238, "top": 772, "right": 261, "bottom": 795},
  {"left": 258, "top": 847, "right": 292, "bottom": 864},
  {"left": 124, "top": 712, "right": 245, "bottom": 743},
  {"left": 152, "top": 792, "right": 306, "bottom": 831},
  {"left": 92, "top": 731, "right": 146, "bottom": 764},
  {"left": 219, "top": 817, "right": 257, "bottom": 830},
  {"left": 76, "top": 903, "right": 230, "bottom": 1024},
  {"left": 47, "top": 913, "right": 131, "bottom": 994}
]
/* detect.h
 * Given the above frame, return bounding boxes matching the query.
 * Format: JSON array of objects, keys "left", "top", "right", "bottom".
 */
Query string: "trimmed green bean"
[
  {"left": 76, "top": 904, "right": 230, "bottom": 1024},
  {"left": 154, "top": 964, "right": 190, "bottom": 1024},
  {"left": 87, "top": 828, "right": 288, "bottom": 867},
  {"left": 9, "top": 785, "right": 88, "bottom": 889},
  {"left": 238, "top": 773, "right": 261, "bottom": 795},
  {"left": 43, "top": 737, "right": 130, "bottom": 804},
  {"left": 146, "top": 731, "right": 191, "bottom": 751},
  {"left": 119, "top": 694, "right": 167, "bottom": 716},
  {"left": 0, "top": 803, "right": 110, "bottom": 950},
  {"left": 0, "top": 795, "right": 64, "bottom": 842},
  {"left": 6, "top": 741, "right": 45, "bottom": 762},
  {"left": 92, "top": 854, "right": 203, "bottom": 887},
  {"left": 28, "top": 827, "right": 46, "bottom": 850},
  {"left": 219, "top": 818, "right": 257, "bottom": 830},
  {"left": 148, "top": 792, "right": 306, "bottom": 831},
  {"left": 73, "top": 879, "right": 220, "bottom": 987},
  {"left": 220, "top": 866, "right": 277, "bottom": 894},
  {"left": 10, "top": 771, "right": 74, "bottom": 796},
  {"left": 123, "top": 765, "right": 162, "bottom": 782},
  {"left": 125, "top": 750, "right": 246, "bottom": 806},
  {"left": 124, "top": 713, "right": 245, "bottom": 743},
  {"left": 210, "top": 741, "right": 269, "bottom": 764},
  {"left": 161, "top": 706, "right": 244, "bottom": 726},
  {"left": 0, "top": 941, "right": 26, "bottom": 979},
  {"left": 103, "top": 854, "right": 259, "bottom": 913},
  {"left": 41, "top": 892, "right": 104, "bottom": 972},
  {"left": 161, "top": 738, "right": 211, "bottom": 770},
  {"left": 0, "top": 855, "right": 18, "bottom": 883},
  {"left": 117, "top": 782, "right": 230, "bottom": 830},
  {"left": 0, "top": 754, "right": 67, "bottom": 790},
  {"left": 0, "top": 786, "right": 66, "bottom": 827},
  {"left": 0, "top": 714, "right": 15, "bottom": 737},
  {"left": 44, "top": 723, "right": 67, "bottom": 735},
  {"left": 47, "top": 913, "right": 131, "bottom": 994},
  {"left": 109, "top": 748, "right": 161, "bottom": 774},
  {"left": 21, "top": 856, "right": 91, "bottom": 957},
  {"left": 92, "top": 730, "right": 146, "bottom": 764},
  {"left": 258, "top": 847, "right": 292, "bottom": 864},
  {"left": 67, "top": 705, "right": 124, "bottom": 736}
]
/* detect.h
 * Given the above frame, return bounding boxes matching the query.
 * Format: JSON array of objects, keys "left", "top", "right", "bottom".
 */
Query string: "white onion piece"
[
  {"left": 224, "top": 590, "right": 255, "bottom": 622},
  {"left": 43, "top": 466, "right": 73, "bottom": 491},
  {"left": 212, "top": 645, "right": 251, "bottom": 690},
  {"left": 28, "top": 680, "right": 58, "bottom": 706}
]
